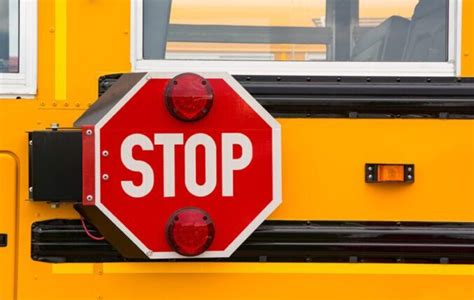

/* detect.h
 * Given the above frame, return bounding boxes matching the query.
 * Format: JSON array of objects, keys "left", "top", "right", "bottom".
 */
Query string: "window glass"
[
  {"left": 0, "top": 0, "right": 19, "bottom": 73},
  {"left": 142, "top": 0, "right": 449, "bottom": 63},
  {"left": 143, "top": 0, "right": 327, "bottom": 61}
]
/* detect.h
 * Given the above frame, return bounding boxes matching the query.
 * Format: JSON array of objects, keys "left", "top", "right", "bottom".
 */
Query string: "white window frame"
[
  {"left": 0, "top": 0, "right": 37, "bottom": 98},
  {"left": 131, "top": 0, "right": 462, "bottom": 77}
]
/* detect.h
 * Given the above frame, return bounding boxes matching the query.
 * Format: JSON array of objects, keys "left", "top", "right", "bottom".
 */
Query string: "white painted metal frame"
[
  {"left": 0, "top": 0, "right": 37, "bottom": 98},
  {"left": 93, "top": 72, "right": 282, "bottom": 259},
  {"left": 131, "top": 0, "right": 462, "bottom": 77}
]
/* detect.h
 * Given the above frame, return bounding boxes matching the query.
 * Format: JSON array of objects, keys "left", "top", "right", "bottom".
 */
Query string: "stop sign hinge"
[{"left": 82, "top": 125, "right": 96, "bottom": 206}]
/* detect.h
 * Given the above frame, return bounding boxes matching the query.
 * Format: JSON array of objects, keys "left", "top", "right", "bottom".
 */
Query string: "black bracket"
[
  {"left": 28, "top": 130, "right": 83, "bottom": 202},
  {"left": 0, "top": 234, "right": 7, "bottom": 247}
]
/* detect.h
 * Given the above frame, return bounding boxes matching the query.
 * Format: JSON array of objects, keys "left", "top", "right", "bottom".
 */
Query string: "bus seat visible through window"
[
  {"left": 351, "top": 16, "right": 410, "bottom": 62},
  {"left": 351, "top": 0, "right": 448, "bottom": 62},
  {"left": 402, "top": 0, "right": 448, "bottom": 62}
]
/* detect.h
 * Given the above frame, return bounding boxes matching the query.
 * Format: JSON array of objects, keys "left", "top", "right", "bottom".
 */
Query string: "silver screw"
[
  {"left": 146, "top": 251, "right": 153, "bottom": 257},
  {"left": 29, "top": 187, "right": 33, "bottom": 193},
  {"left": 102, "top": 174, "right": 109, "bottom": 181},
  {"left": 368, "top": 166, "right": 373, "bottom": 171},
  {"left": 102, "top": 150, "right": 109, "bottom": 157},
  {"left": 368, "top": 174, "right": 373, "bottom": 180},
  {"left": 408, "top": 175, "right": 413, "bottom": 180},
  {"left": 86, "top": 195, "right": 94, "bottom": 202},
  {"left": 50, "top": 203, "right": 60, "bottom": 209},
  {"left": 29, "top": 140, "right": 33, "bottom": 146},
  {"left": 408, "top": 167, "right": 413, "bottom": 172},
  {"left": 85, "top": 129, "right": 93, "bottom": 136},
  {"left": 50, "top": 123, "right": 59, "bottom": 131}
]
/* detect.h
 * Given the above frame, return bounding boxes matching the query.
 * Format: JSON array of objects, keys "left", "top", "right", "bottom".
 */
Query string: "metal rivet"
[
  {"left": 368, "top": 174, "right": 373, "bottom": 179},
  {"left": 102, "top": 150, "right": 109, "bottom": 157},
  {"left": 29, "top": 140, "right": 33, "bottom": 146},
  {"left": 408, "top": 167, "right": 413, "bottom": 172},
  {"left": 85, "top": 129, "right": 93, "bottom": 136},
  {"left": 29, "top": 187, "right": 33, "bottom": 193},
  {"left": 367, "top": 166, "right": 373, "bottom": 171},
  {"left": 102, "top": 174, "right": 109, "bottom": 181},
  {"left": 86, "top": 195, "right": 94, "bottom": 201},
  {"left": 146, "top": 251, "right": 153, "bottom": 257},
  {"left": 408, "top": 175, "right": 413, "bottom": 180}
]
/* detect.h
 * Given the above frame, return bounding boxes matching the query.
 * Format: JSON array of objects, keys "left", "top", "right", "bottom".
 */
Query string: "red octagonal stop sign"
[{"left": 76, "top": 72, "right": 281, "bottom": 259}]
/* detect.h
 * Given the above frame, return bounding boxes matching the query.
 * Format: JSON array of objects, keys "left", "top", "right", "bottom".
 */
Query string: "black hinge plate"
[{"left": 0, "top": 234, "right": 7, "bottom": 247}]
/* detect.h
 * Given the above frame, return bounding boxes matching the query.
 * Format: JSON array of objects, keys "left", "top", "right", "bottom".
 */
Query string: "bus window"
[
  {"left": 141, "top": 0, "right": 449, "bottom": 63},
  {"left": 0, "top": 0, "right": 19, "bottom": 73}
]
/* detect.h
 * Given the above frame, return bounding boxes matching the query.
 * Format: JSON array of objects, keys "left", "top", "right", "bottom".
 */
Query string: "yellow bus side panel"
[
  {"left": 0, "top": 1, "right": 473, "bottom": 299},
  {"left": 0, "top": 154, "right": 17, "bottom": 300},
  {"left": 462, "top": 0, "right": 474, "bottom": 76},
  {"left": 13, "top": 263, "right": 474, "bottom": 300},
  {"left": 272, "top": 118, "right": 474, "bottom": 222}
]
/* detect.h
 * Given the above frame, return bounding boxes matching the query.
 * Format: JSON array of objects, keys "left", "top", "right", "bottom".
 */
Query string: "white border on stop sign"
[{"left": 93, "top": 72, "right": 282, "bottom": 259}]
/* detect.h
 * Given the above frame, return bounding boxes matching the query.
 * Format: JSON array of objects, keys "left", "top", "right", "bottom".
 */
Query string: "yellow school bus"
[{"left": 1, "top": 0, "right": 474, "bottom": 299}]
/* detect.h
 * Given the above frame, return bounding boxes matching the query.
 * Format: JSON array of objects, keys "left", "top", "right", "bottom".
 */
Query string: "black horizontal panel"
[
  {"left": 98, "top": 75, "right": 474, "bottom": 118},
  {"left": 239, "top": 79, "right": 474, "bottom": 97},
  {"left": 32, "top": 220, "right": 474, "bottom": 264},
  {"left": 237, "top": 76, "right": 474, "bottom": 118}
]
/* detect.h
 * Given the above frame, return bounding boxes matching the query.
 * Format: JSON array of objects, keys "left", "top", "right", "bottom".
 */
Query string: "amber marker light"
[{"left": 366, "top": 164, "right": 414, "bottom": 183}]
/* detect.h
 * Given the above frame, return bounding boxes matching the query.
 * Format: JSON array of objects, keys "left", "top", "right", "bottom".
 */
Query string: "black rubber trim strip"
[
  {"left": 32, "top": 220, "right": 474, "bottom": 264},
  {"left": 98, "top": 75, "right": 474, "bottom": 119}
]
